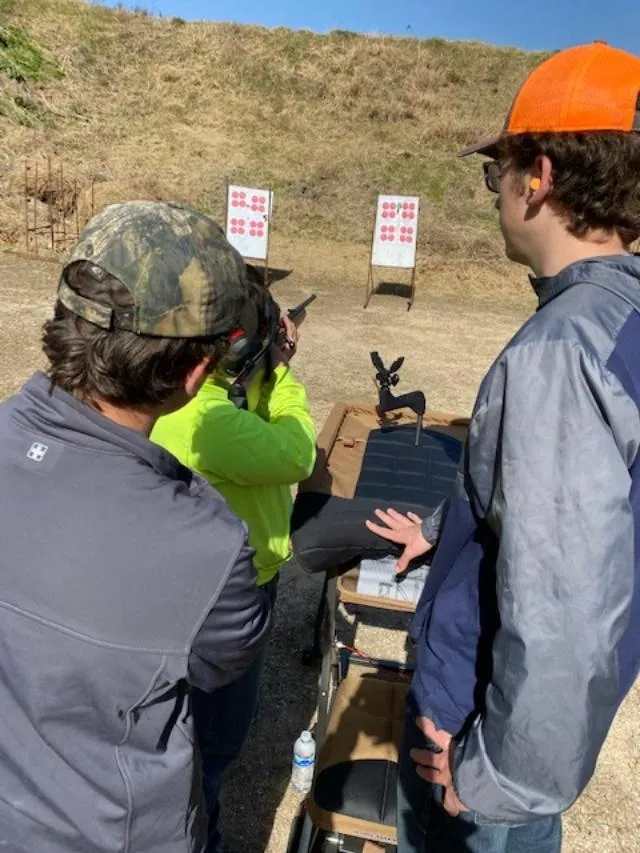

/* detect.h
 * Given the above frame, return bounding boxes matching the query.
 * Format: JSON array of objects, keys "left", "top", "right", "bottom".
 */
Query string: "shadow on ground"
[{"left": 371, "top": 281, "right": 414, "bottom": 301}]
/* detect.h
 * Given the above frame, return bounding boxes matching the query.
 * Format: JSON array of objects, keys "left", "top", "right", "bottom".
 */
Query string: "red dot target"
[
  {"left": 372, "top": 196, "right": 419, "bottom": 269},
  {"left": 227, "top": 186, "right": 272, "bottom": 261}
]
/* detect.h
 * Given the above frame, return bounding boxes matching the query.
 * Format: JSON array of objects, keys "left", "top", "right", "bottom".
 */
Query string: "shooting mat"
[{"left": 291, "top": 402, "right": 469, "bottom": 575}]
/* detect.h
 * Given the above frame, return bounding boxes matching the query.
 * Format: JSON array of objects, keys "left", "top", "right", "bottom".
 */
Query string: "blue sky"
[{"left": 92, "top": 0, "right": 639, "bottom": 53}]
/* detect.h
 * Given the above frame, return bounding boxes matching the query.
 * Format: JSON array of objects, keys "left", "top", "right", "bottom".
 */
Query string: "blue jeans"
[
  {"left": 397, "top": 713, "right": 563, "bottom": 853},
  {"left": 192, "top": 578, "right": 277, "bottom": 853}
]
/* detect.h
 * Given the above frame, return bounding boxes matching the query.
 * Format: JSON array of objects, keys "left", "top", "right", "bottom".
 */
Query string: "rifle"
[
  {"left": 276, "top": 293, "right": 316, "bottom": 349},
  {"left": 371, "top": 351, "right": 426, "bottom": 446}
]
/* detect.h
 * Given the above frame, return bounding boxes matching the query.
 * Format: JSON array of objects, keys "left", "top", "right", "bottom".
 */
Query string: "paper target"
[
  {"left": 226, "top": 185, "right": 273, "bottom": 261},
  {"left": 371, "top": 195, "right": 420, "bottom": 269}
]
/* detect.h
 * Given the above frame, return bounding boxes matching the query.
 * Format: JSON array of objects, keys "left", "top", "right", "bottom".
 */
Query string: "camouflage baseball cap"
[{"left": 57, "top": 201, "right": 249, "bottom": 338}]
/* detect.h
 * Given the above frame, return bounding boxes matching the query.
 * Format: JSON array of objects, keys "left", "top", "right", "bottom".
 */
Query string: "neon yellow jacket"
[{"left": 150, "top": 364, "right": 316, "bottom": 585}]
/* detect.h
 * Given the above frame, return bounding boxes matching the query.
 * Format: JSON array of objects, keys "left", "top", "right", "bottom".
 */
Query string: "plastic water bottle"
[{"left": 291, "top": 729, "right": 316, "bottom": 795}]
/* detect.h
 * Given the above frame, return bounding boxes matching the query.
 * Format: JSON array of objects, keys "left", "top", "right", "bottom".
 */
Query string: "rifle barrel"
[{"left": 287, "top": 293, "right": 317, "bottom": 321}]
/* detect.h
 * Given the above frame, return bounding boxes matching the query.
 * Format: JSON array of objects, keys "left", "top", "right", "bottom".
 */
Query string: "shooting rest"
[{"left": 371, "top": 351, "right": 426, "bottom": 445}]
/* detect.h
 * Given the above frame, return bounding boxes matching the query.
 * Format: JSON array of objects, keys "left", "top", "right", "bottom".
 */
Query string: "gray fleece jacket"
[{"left": 0, "top": 373, "right": 271, "bottom": 852}]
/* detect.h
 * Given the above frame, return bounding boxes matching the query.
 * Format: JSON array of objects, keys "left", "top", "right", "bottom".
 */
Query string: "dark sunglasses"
[{"left": 483, "top": 161, "right": 501, "bottom": 194}]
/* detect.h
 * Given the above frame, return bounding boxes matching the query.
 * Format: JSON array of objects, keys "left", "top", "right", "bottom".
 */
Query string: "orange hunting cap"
[{"left": 460, "top": 41, "right": 640, "bottom": 158}]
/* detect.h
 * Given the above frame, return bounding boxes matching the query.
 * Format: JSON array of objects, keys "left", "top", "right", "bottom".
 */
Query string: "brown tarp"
[
  {"left": 304, "top": 405, "right": 470, "bottom": 840},
  {"left": 308, "top": 666, "right": 410, "bottom": 844}
]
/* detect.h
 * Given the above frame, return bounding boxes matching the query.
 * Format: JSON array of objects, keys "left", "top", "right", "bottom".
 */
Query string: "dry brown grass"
[{"left": 1, "top": 0, "right": 544, "bottom": 266}]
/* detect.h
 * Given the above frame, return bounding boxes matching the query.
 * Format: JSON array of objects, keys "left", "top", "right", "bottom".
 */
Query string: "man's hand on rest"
[
  {"left": 411, "top": 717, "right": 470, "bottom": 818},
  {"left": 365, "top": 508, "right": 432, "bottom": 573}
]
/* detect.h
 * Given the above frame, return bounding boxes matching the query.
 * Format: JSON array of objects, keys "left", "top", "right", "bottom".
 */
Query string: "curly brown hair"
[
  {"left": 498, "top": 132, "right": 640, "bottom": 246},
  {"left": 42, "top": 261, "right": 228, "bottom": 407}
]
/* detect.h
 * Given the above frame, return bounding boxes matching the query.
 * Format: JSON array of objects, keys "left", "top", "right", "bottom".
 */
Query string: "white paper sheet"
[
  {"left": 226, "top": 185, "right": 273, "bottom": 261},
  {"left": 371, "top": 194, "right": 420, "bottom": 269},
  {"left": 356, "top": 555, "right": 428, "bottom": 606}
]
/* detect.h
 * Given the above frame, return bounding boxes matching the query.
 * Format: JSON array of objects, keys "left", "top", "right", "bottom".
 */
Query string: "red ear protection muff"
[
  {"left": 218, "top": 325, "right": 263, "bottom": 379},
  {"left": 222, "top": 295, "right": 281, "bottom": 409}
]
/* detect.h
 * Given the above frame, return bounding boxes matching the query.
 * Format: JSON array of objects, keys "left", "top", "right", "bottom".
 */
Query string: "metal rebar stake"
[{"left": 415, "top": 415, "right": 422, "bottom": 446}]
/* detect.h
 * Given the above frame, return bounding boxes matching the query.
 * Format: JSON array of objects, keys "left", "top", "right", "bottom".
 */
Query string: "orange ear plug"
[{"left": 530, "top": 177, "right": 541, "bottom": 191}]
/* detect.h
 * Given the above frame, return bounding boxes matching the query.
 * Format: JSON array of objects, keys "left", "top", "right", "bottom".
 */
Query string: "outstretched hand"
[{"left": 365, "top": 508, "right": 432, "bottom": 573}]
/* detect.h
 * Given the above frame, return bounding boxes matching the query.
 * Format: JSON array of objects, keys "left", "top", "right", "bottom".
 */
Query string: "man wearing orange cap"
[{"left": 368, "top": 42, "right": 640, "bottom": 852}]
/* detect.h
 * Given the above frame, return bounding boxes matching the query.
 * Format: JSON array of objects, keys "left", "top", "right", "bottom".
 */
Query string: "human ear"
[
  {"left": 184, "top": 357, "right": 211, "bottom": 399},
  {"left": 528, "top": 155, "right": 553, "bottom": 203}
]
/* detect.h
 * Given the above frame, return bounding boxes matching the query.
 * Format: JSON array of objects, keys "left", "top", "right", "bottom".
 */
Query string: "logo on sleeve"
[{"left": 26, "top": 442, "right": 49, "bottom": 462}]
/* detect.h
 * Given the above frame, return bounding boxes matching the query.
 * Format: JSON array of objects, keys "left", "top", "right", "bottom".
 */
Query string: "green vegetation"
[
  {"left": 0, "top": 23, "right": 63, "bottom": 129},
  {"left": 0, "top": 93, "right": 48, "bottom": 126},
  {"left": 0, "top": 24, "right": 63, "bottom": 82}
]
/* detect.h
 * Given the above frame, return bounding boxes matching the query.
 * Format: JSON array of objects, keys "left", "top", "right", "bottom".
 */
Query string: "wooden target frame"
[{"left": 364, "top": 195, "right": 421, "bottom": 310}]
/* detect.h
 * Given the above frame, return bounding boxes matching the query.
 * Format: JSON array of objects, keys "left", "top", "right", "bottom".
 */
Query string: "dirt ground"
[{"left": 0, "top": 244, "right": 638, "bottom": 853}]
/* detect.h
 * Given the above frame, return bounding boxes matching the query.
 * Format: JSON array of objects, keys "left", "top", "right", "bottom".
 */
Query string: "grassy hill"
[{"left": 0, "top": 0, "right": 544, "bottom": 261}]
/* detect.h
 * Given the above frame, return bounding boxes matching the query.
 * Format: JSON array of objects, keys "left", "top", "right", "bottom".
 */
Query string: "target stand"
[{"left": 364, "top": 195, "right": 420, "bottom": 310}]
